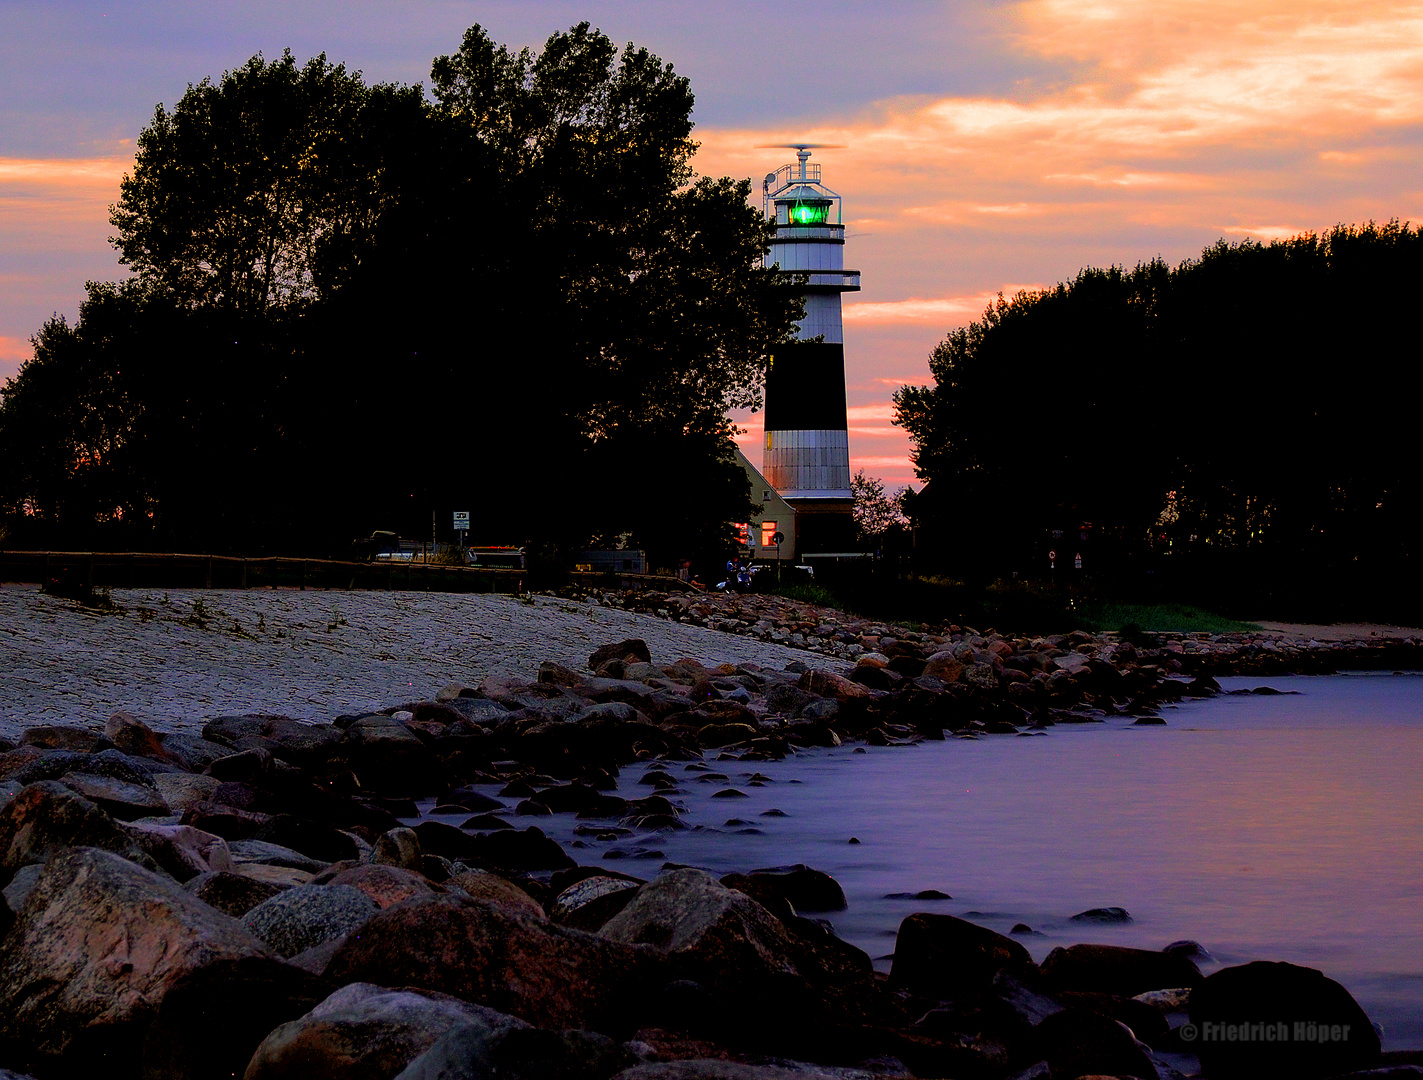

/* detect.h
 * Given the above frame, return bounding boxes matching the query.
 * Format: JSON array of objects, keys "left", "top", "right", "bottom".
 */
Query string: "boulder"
[
  {"left": 252, "top": 814, "right": 359, "bottom": 864},
  {"left": 888, "top": 913, "right": 1035, "bottom": 999},
  {"left": 156, "top": 733, "right": 234, "bottom": 773},
  {"left": 742, "top": 865, "right": 847, "bottom": 912},
  {"left": 139, "top": 955, "right": 333, "bottom": 1080},
  {"left": 325, "top": 894, "right": 657, "bottom": 1033},
  {"left": 0, "top": 847, "right": 273, "bottom": 1073},
  {"left": 1188, "top": 960, "right": 1381, "bottom": 1079},
  {"left": 550, "top": 875, "right": 642, "bottom": 933},
  {"left": 590, "top": 639, "right": 653, "bottom": 670},
  {"left": 227, "top": 839, "right": 327, "bottom": 873},
  {"left": 325, "top": 864, "right": 442, "bottom": 909},
  {"left": 470, "top": 826, "right": 575, "bottom": 872},
  {"left": 202, "top": 714, "right": 344, "bottom": 767},
  {"left": 2, "top": 863, "right": 44, "bottom": 914},
  {"left": 1032, "top": 1006, "right": 1157, "bottom": 1080},
  {"left": 598, "top": 868, "right": 804, "bottom": 1011},
  {"left": 395, "top": 1022, "right": 629, "bottom": 1080},
  {"left": 342, "top": 715, "right": 438, "bottom": 792},
  {"left": 58, "top": 772, "right": 169, "bottom": 821},
  {"left": 0, "top": 781, "right": 158, "bottom": 873},
  {"left": 18, "top": 726, "right": 110, "bottom": 753},
  {"left": 151, "top": 773, "right": 222, "bottom": 814},
  {"left": 1040, "top": 943, "right": 1202, "bottom": 996},
  {"left": 445, "top": 871, "right": 545, "bottom": 920},
  {"left": 183, "top": 870, "right": 289, "bottom": 917},
  {"left": 609, "top": 1062, "right": 866, "bottom": 1079},
  {"left": 372, "top": 827, "right": 424, "bottom": 871},
  {"left": 241, "top": 884, "right": 378, "bottom": 959},
  {"left": 123, "top": 822, "right": 232, "bottom": 882},
  {"left": 104, "top": 712, "right": 173, "bottom": 764},
  {"left": 795, "top": 670, "right": 871, "bottom": 702},
  {"left": 245, "top": 982, "right": 511, "bottom": 1080}
]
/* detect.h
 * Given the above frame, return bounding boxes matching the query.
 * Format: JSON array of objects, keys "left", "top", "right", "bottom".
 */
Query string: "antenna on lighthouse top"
[{"left": 758, "top": 143, "right": 848, "bottom": 220}]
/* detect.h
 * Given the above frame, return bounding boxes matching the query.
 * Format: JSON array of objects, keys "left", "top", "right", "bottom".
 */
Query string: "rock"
[
  {"left": 590, "top": 639, "right": 653, "bottom": 670},
  {"left": 183, "top": 870, "right": 290, "bottom": 917},
  {"left": 743, "top": 865, "right": 847, "bottom": 912},
  {"left": 373, "top": 826, "right": 425, "bottom": 871},
  {"left": 103, "top": 712, "right": 173, "bottom": 763},
  {"left": 395, "top": 1021, "right": 629, "bottom": 1080},
  {"left": 245, "top": 982, "right": 512, "bottom": 1080},
  {"left": 445, "top": 871, "right": 545, "bottom": 920},
  {"left": 342, "top": 714, "right": 438, "bottom": 792},
  {"left": 609, "top": 1062, "right": 870, "bottom": 1079},
  {"left": 550, "top": 875, "right": 642, "bottom": 932},
  {"left": 139, "top": 955, "right": 333, "bottom": 1080},
  {"left": 208, "top": 748, "right": 274, "bottom": 784},
  {"left": 599, "top": 868, "right": 806, "bottom": 1013},
  {"left": 1054, "top": 990, "right": 1170, "bottom": 1044},
  {"left": 156, "top": 733, "right": 234, "bottom": 772},
  {"left": 0, "top": 781, "right": 158, "bottom": 874},
  {"left": 18, "top": 726, "right": 111, "bottom": 753},
  {"left": 326, "top": 864, "right": 442, "bottom": 909},
  {"left": 325, "top": 894, "right": 657, "bottom": 1033},
  {"left": 202, "top": 714, "right": 344, "bottom": 767},
  {"left": 922, "top": 652, "right": 966, "bottom": 683},
  {"left": 1040, "top": 943, "right": 1202, "bottom": 996},
  {"left": 1188, "top": 960, "right": 1381, "bottom": 1079},
  {"left": 241, "top": 883, "right": 378, "bottom": 959},
  {"left": 252, "top": 814, "right": 360, "bottom": 863},
  {"left": 697, "top": 723, "right": 759, "bottom": 748},
  {"left": 55, "top": 772, "right": 168, "bottom": 821},
  {"left": 1032, "top": 1007, "right": 1157, "bottom": 1080},
  {"left": 233, "top": 863, "right": 315, "bottom": 888},
  {"left": 0, "top": 847, "right": 273, "bottom": 1073},
  {"left": 1070, "top": 905, "right": 1132, "bottom": 923},
  {"left": 123, "top": 822, "right": 232, "bottom": 882},
  {"left": 470, "top": 825, "right": 575, "bottom": 872},
  {"left": 963, "top": 662, "right": 998, "bottom": 690},
  {"left": 227, "top": 838, "right": 328, "bottom": 873},
  {"left": 888, "top": 913, "right": 1035, "bottom": 998},
  {"left": 151, "top": 772, "right": 222, "bottom": 814},
  {"left": 795, "top": 670, "right": 871, "bottom": 702},
  {"left": 2, "top": 863, "right": 44, "bottom": 914}
]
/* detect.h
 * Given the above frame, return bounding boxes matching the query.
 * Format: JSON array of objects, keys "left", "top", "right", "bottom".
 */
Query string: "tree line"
[
  {"left": 895, "top": 222, "right": 1423, "bottom": 617},
  {"left": 0, "top": 26, "right": 803, "bottom": 568}
]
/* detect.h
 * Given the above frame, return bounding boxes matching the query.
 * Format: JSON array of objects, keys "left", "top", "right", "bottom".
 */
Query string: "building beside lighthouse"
[{"left": 736, "top": 146, "right": 860, "bottom": 561}]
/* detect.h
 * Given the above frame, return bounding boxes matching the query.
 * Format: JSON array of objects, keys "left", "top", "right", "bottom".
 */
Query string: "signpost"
[
  {"left": 1048, "top": 549, "right": 1057, "bottom": 570},
  {"left": 453, "top": 511, "right": 469, "bottom": 549}
]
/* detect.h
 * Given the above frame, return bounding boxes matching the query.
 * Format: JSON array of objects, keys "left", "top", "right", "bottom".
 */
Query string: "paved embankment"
[{"left": 0, "top": 584, "right": 816, "bottom": 741}]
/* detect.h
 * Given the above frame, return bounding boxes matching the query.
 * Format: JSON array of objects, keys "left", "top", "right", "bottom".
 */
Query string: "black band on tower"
[{"left": 763, "top": 341, "right": 848, "bottom": 432}]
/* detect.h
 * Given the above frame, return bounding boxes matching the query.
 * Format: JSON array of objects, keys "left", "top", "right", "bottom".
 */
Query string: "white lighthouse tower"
[{"left": 761, "top": 146, "right": 860, "bottom": 552}]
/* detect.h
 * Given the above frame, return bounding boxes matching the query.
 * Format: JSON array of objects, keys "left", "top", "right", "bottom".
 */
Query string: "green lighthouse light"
[{"left": 791, "top": 202, "right": 830, "bottom": 225}]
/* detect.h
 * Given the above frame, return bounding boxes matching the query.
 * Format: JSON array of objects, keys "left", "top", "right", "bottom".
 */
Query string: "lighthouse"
[{"left": 760, "top": 146, "right": 860, "bottom": 552}]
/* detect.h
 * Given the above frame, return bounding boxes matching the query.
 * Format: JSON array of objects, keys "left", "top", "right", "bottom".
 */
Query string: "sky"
[{"left": 3, "top": 1, "right": 1421, "bottom": 487}]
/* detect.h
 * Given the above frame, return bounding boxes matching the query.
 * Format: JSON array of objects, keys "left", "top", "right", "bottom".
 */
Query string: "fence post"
[
  {"left": 204, "top": 556, "right": 213, "bottom": 589},
  {"left": 300, "top": 560, "right": 307, "bottom": 590},
  {"left": 241, "top": 560, "right": 248, "bottom": 589}
]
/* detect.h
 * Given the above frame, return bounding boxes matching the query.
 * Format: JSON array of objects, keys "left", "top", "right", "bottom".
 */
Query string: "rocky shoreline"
[{"left": 2, "top": 617, "right": 1419, "bottom": 1080}]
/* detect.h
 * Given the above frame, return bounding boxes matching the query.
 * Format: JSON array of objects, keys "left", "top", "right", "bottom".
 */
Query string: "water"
[{"left": 457, "top": 672, "right": 1423, "bottom": 1049}]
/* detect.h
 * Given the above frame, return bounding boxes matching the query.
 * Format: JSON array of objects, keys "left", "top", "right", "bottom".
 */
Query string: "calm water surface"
[{"left": 471, "top": 672, "right": 1423, "bottom": 1049}]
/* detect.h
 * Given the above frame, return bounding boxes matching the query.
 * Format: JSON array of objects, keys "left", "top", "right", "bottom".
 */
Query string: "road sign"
[
  {"left": 1048, "top": 550, "right": 1057, "bottom": 561},
  {"left": 1074, "top": 553, "right": 1083, "bottom": 569},
  {"left": 453, "top": 511, "right": 470, "bottom": 530}
]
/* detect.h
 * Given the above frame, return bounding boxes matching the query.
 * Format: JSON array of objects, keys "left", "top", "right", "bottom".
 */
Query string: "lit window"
[{"left": 766, "top": 432, "right": 773, "bottom": 449}]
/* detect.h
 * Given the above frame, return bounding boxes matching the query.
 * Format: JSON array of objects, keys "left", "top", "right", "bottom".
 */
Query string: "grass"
[
  {"left": 1075, "top": 601, "right": 1260, "bottom": 635},
  {"left": 771, "top": 584, "right": 844, "bottom": 610}
]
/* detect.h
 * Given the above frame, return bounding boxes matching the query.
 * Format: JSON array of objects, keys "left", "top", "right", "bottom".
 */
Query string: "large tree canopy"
[
  {"left": 894, "top": 222, "right": 1423, "bottom": 614},
  {"left": 1, "top": 25, "right": 802, "bottom": 565}
]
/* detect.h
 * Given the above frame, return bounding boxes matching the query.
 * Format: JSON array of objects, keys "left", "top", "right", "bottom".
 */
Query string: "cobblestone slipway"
[{"left": 0, "top": 584, "right": 816, "bottom": 742}]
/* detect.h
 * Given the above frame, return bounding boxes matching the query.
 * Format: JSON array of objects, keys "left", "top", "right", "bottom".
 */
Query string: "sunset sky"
[{"left": 3, "top": 1, "right": 1421, "bottom": 486}]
